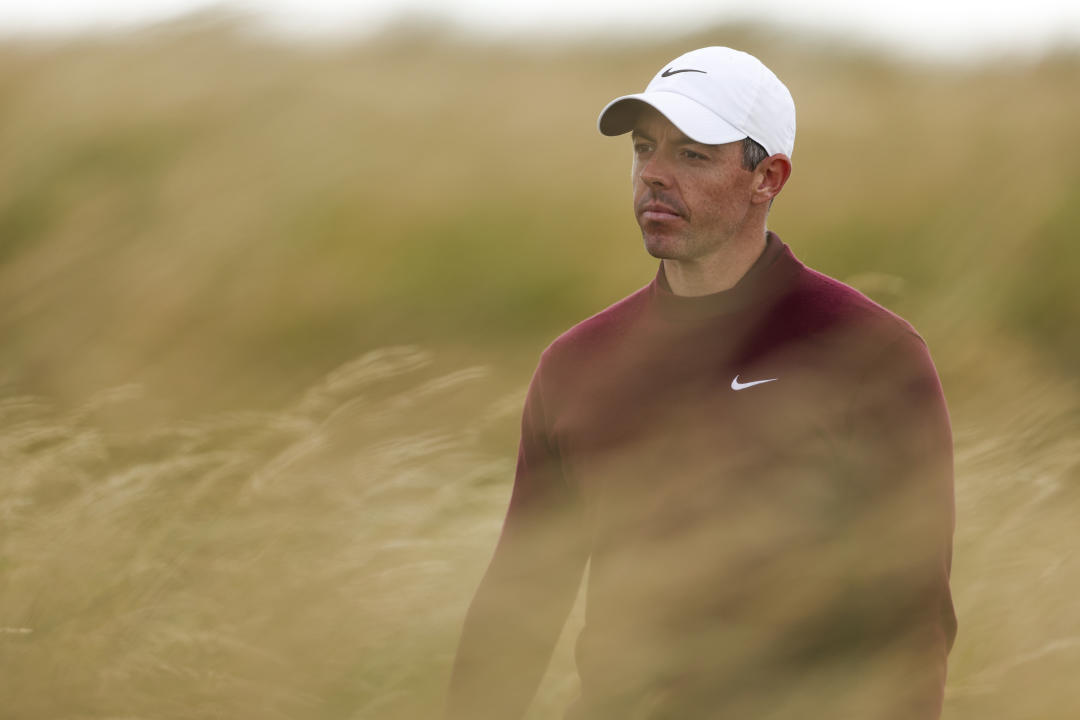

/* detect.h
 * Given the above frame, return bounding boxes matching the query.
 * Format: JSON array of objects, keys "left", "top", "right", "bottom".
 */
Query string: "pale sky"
[{"left": 2, "top": 1, "right": 1080, "bottom": 60}]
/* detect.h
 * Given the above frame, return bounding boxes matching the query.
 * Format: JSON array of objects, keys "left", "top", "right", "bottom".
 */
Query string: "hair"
[{"left": 741, "top": 137, "right": 769, "bottom": 170}]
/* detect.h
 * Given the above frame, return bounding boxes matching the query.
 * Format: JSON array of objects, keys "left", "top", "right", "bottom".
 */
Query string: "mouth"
[{"left": 638, "top": 202, "right": 684, "bottom": 222}]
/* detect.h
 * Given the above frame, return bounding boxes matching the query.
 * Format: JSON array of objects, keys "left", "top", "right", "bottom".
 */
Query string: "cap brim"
[{"left": 597, "top": 91, "right": 746, "bottom": 146}]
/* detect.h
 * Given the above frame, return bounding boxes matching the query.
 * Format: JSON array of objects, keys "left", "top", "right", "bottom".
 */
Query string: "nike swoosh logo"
[
  {"left": 731, "top": 375, "right": 778, "bottom": 391},
  {"left": 661, "top": 68, "right": 706, "bottom": 77}
]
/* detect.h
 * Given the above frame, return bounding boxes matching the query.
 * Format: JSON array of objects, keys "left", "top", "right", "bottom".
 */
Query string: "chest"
[{"left": 550, "top": 329, "right": 859, "bottom": 544}]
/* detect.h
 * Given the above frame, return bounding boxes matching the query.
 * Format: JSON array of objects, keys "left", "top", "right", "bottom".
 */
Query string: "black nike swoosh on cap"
[{"left": 661, "top": 68, "right": 707, "bottom": 77}]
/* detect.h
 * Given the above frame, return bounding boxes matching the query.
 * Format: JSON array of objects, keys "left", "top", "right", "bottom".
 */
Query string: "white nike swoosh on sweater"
[{"left": 731, "top": 375, "right": 778, "bottom": 391}]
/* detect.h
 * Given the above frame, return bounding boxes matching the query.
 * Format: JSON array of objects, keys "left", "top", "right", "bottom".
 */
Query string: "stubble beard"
[
  {"left": 641, "top": 223, "right": 729, "bottom": 264},
  {"left": 640, "top": 215, "right": 699, "bottom": 261},
  {"left": 643, "top": 231, "right": 684, "bottom": 261}
]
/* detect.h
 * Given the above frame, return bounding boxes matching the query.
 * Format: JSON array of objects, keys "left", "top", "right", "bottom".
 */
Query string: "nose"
[{"left": 637, "top": 151, "right": 672, "bottom": 188}]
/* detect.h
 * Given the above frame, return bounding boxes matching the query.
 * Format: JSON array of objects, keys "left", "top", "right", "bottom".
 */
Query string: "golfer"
[{"left": 446, "top": 46, "right": 956, "bottom": 720}]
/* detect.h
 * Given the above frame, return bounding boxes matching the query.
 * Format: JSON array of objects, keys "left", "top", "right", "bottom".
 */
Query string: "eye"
[
  {"left": 633, "top": 142, "right": 654, "bottom": 154},
  {"left": 682, "top": 149, "right": 708, "bottom": 161}
]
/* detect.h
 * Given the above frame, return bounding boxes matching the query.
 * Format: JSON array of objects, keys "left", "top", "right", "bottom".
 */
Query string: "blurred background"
[{"left": 1, "top": 2, "right": 1078, "bottom": 719}]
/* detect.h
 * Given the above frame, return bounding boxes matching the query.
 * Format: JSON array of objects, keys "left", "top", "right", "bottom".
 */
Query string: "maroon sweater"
[{"left": 449, "top": 233, "right": 956, "bottom": 720}]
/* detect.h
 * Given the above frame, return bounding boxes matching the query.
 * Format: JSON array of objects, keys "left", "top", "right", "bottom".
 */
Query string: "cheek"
[
  {"left": 631, "top": 168, "right": 652, "bottom": 203},
  {"left": 700, "top": 174, "right": 747, "bottom": 211}
]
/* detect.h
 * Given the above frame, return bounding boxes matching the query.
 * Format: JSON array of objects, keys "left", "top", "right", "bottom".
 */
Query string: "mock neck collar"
[{"left": 647, "top": 231, "right": 796, "bottom": 321}]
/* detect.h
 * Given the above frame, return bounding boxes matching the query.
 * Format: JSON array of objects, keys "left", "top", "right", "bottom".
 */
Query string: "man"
[{"left": 447, "top": 47, "right": 956, "bottom": 720}]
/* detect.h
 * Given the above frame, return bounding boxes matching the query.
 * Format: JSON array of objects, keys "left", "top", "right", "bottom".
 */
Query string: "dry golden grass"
[{"left": 0, "top": 14, "right": 1078, "bottom": 719}]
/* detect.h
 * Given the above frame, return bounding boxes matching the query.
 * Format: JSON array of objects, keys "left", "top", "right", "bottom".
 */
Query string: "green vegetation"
[{"left": 1, "top": 16, "right": 1078, "bottom": 719}]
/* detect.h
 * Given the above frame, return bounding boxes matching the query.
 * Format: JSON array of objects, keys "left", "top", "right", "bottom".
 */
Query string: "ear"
[{"left": 750, "top": 154, "right": 792, "bottom": 206}]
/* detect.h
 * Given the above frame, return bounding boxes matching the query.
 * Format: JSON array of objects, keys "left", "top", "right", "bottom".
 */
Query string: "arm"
[
  {"left": 837, "top": 332, "right": 957, "bottom": 719},
  {"left": 445, "top": 367, "right": 590, "bottom": 720}
]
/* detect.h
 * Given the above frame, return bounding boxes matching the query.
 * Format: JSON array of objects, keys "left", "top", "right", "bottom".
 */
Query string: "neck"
[{"left": 662, "top": 229, "right": 768, "bottom": 297}]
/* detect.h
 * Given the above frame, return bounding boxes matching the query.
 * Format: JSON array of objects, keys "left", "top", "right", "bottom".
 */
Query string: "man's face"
[{"left": 631, "top": 106, "right": 757, "bottom": 263}]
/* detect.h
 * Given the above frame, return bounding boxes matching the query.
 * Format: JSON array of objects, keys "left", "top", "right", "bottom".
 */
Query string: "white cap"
[{"left": 597, "top": 46, "right": 796, "bottom": 158}]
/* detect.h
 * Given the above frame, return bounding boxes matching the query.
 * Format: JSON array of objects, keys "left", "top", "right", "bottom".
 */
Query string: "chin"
[{"left": 642, "top": 232, "right": 685, "bottom": 261}]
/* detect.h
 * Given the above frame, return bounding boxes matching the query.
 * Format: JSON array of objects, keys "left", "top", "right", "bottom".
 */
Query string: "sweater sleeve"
[
  {"left": 445, "top": 359, "right": 590, "bottom": 720},
  {"left": 833, "top": 331, "right": 957, "bottom": 719}
]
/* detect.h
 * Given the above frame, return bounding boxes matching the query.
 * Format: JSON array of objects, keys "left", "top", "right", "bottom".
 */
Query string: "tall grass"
[
  {"left": 1, "top": 347, "right": 520, "bottom": 719},
  {"left": 1, "top": 14, "right": 1078, "bottom": 719}
]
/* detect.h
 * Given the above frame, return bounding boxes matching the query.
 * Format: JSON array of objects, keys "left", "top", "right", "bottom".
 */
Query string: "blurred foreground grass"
[{"left": 1, "top": 14, "right": 1079, "bottom": 719}]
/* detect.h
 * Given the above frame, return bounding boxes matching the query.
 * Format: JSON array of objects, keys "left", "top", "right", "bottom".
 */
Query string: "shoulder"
[
  {"left": 757, "top": 256, "right": 946, "bottom": 411},
  {"left": 778, "top": 260, "right": 928, "bottom": 356},
  {"left": 768, "top": 262, "right": 951, "bottom": 455},
  {"left": 538, "top": 282, "right": 653, "bottom": 373},
  {"left": 519, "top": 282, "right": 654, "bottom": 429},
  {"left": 789, "top": 263, "right": 947, "bottom": 408}
]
